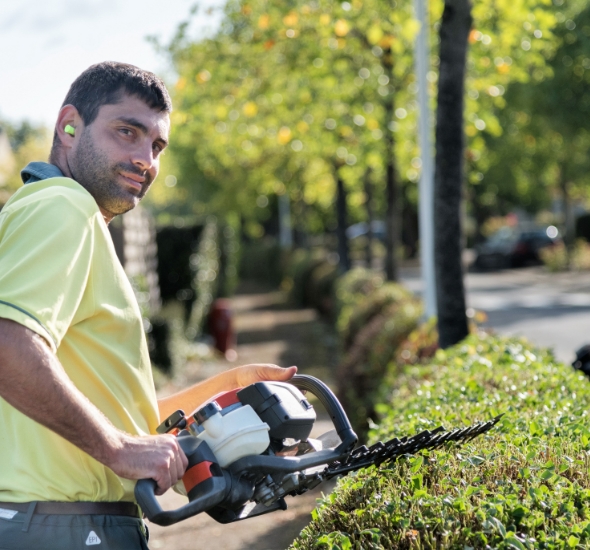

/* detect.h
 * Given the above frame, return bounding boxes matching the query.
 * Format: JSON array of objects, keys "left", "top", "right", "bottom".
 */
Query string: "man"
[{"left": 0, "top": 62, "right": 295, "bottom": 549}]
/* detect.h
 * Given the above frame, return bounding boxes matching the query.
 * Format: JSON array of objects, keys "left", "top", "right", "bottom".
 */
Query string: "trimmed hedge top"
[{"left": 292, "top": 333, "right": 590, "bottom": 549}]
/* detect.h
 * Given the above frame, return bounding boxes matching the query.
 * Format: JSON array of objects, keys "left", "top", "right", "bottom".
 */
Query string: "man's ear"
[{"left": 55, "top": 105, "right": 82, "bottom": 149}]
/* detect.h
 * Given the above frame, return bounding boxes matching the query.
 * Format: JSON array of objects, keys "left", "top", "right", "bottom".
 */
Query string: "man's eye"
[{"left": 119, "top": 128, "right": 133, "bottom": 136}]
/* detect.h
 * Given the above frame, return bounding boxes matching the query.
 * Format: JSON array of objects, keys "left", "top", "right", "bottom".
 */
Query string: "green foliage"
[
  {"left": 286, "top": 249, "right": 331, "bottom": 308},
  {"left": 333, "top": 268, "right": 421, "bottom": 436},
  {"left": 292, "top": 334, "right": 590, "bottom": 549},
  {"left": 186, "top": 219, "right": 223, "bottom": 339},
  {"left": 157, "top": 0, "right": 561, "bottom": 239},
  {"left": 239, "top": 239, "right": 284, "bottom": 287},
  {"left": 154, "top": 218, "right": 238, "bottom": 373},
  {"left": 334, "top": 267, "right": 387, "bottom": 337},
  {"left": 0, "top": 121, "right": 50, "bottom": 205},
  {"left": 473, "top": 2, "right": 590, "bottom": 226},
  {"left": 541, "top": 240, "right": 590, "bottom": 272}
]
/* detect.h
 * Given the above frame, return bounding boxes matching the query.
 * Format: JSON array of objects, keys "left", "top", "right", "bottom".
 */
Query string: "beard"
[{"left": 69, "top": 130, "right": 153, "bottom": 218}]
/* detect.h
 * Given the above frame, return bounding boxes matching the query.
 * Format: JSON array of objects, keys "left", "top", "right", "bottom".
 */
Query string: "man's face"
[{"left": 68, "top": 94, "right": 170, "bottom": 220}]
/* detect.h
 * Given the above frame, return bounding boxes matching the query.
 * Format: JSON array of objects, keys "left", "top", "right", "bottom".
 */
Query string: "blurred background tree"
[
  {"left": 0, "top": 120, "right": 51, "bottom": 206},
  {"left": 148, "top": 0, "right": 563, "bottom": 279}
]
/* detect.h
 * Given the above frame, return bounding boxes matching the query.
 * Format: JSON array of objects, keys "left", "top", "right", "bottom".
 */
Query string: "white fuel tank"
[{"left": 191, "top": 404, "right": 270, "bottom": 468}]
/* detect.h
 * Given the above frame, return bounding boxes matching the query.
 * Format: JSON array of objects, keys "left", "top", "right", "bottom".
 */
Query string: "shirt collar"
[{"left": 21, "top": 162, "right": 65, "bottom": 185}]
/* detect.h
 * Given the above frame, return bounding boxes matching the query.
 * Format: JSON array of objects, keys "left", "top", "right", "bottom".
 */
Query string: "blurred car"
[
  {"left": 474, "top": 225, "right": 560, "bottom": 269},
  {"left": 346, "top": 220, "right": 386, "bottom": 241}
]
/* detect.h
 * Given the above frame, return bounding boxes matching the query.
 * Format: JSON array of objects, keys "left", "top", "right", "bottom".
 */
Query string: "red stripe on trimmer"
[{"left": 182, "top": 461, "right": 214, "bottom": 494}]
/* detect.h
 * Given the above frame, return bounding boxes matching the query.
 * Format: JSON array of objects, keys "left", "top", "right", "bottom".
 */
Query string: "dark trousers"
[{"left": 0, "top": 509, "right": 149, "bottom": 550}]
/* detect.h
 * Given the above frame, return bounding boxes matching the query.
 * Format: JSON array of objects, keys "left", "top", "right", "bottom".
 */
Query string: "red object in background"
[{"left": 208, "top": 299, "right": 236, "bottom": 359}]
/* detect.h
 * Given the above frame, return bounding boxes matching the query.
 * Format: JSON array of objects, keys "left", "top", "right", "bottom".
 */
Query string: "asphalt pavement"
[{"left": 400, "top": 264, "right": 590, "bottom": 364}]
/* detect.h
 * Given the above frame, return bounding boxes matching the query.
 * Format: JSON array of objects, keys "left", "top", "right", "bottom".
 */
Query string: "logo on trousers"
[{"left": 85, "top": 531, "right": 102, "bottom": 545}]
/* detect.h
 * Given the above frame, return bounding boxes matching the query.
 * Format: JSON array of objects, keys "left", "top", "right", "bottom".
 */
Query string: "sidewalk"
[{"left": 148, "top": 284, "right": 338, "bottom": 550}]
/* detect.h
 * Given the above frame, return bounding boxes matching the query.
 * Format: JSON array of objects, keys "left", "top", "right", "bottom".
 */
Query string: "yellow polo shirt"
[{"left": 0, "top": 177, "right": 159, "bottom": 503}]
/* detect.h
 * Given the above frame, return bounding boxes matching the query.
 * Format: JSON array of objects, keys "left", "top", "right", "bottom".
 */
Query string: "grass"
[{"left": 291, "top": 333, "right": 590, "bottom": 549}]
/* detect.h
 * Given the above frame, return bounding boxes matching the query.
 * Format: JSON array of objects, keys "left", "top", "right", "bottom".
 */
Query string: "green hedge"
[
  {"left": 292, "top": 333, "right": 590, "bottom": 549},
  {"left": 334, "top": 268, "right": 422, "bottom": 436}
]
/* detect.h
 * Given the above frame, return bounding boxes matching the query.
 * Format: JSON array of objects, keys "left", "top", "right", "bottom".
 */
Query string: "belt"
[{"left": 0, "top": 501, "right": 140, "bottom": 517}]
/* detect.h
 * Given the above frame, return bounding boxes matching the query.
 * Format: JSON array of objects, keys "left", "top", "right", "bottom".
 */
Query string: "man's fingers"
[{"left": 236, "top": 364, "right": 298, "bottom": 386}]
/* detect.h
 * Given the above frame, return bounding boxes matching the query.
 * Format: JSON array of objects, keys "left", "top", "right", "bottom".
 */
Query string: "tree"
[
  {"left": 434, "top": 0, "right": 472, "bottom": 348},
  {"left": 155, "top": 0, "right": 422, "bottom": 275}
]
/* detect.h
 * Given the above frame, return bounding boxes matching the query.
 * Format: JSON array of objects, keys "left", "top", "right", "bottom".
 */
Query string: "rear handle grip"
[{"left": 289, "top": 374, "right": 357, "bottom": 452}]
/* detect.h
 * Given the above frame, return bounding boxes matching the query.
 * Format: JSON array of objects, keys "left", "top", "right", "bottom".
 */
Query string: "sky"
[{"left": 0, "top": 0, "right": 223, "bottom": 128}]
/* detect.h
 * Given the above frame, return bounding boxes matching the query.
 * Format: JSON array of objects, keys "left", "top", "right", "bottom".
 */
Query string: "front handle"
[
  {"left": 135, "top": 434, "right": 229, "bottom": 526},
  {"left": 289, "top": 374, "right": 357, "bottom": 453},
  {"left": 135, "top": 475, "right": 229, "bottom": 526}
]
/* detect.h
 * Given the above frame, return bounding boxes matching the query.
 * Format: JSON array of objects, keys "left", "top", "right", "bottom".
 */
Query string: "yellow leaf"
[
  {"left": 497, "top": 63, "right": 510, "bottom": 74},
  {"left": 301, "top": 4, "right": 311, "bottom": 15},
  {"left": 241, "top": 4, "right": 252, "bottom": 15},
  {"left": 258, "top": 14, "right": 270, "bottom": 29},
  {"left": 175, "top": 77, "right": 186, "bottom": 90},
  {"left": 367, "top": 25, "right": 383, "bottom": 45},
  {"left": 339, "top": 125, "right": 353, "bottom": 137},
  {"left": 277, "top": 126, "right": 292, "bottom": 144},
  {"left": 379, "top": 35, "right": 395, "bottom": 49},
  {"left": 283, "top": 12, "right": 298, "bottom": 27},
  {"left": 296, "top": 121, "right": 309, "bottom": 133},
  {"left": 320, "top": 14, "right": 331, "bottom": 25},
  {"left": 334, "top": 19, "right": 350, "bottom": 37},
  {"left": 243, "top": 102, "right": 258, "bottom": 117},
  {"left": 367, "top": 118, "right": 379, "bottom": 130},
  {"left": 215, "top": 106, "right": 227, "bottom": 118},
  {"left": 196, "top": 70, "right": 211, "bottom": 83}
]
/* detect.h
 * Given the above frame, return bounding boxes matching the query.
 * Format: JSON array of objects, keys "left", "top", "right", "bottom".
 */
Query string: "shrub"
[
  {"left": 333, "top": 271, "right": 421, "bottom": 437},
  {"left": 304, "top": 261, "right": 340, "bottom": 318},
  {"left": 287, "top": 249, "right": 330, "bottom": 308},
  {"left": 541, "top": 240, "right": 590, "bottom": 272},
  {"left": 334, "top": 268, "right": 386, "bottom": 337},
  {"left": 337, "top": 298, "right": 421, "bottom": 434},
  {"left": 340, "top": 283, "right": 414, "bottom": 351},
  {"left": 239, "top": 238, "right": 283, "bottom": 287},
  {"left": 292, "top": 333, "right": 590, "bottom": 549}
]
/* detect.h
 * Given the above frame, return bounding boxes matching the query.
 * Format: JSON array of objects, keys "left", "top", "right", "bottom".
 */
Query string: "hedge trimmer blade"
[{"left": 321, "top": 414, "right": 503, "bottom": 479}]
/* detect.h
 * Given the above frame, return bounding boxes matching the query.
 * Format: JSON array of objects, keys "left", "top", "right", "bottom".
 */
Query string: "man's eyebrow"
[{"left": 115, "top": 116, "right": 169, "bottom": 147}]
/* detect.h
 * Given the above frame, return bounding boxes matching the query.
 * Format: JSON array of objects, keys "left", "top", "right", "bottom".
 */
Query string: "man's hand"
[
  {"left": 106, "top": 433, "right": 188, "bottom": 496},
  {"left": 233, "top": 364, "right": 297, "bottom": 388}
]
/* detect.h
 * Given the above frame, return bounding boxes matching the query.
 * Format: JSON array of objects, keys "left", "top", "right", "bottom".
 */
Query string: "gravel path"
[{"left": 148, "top": 285, "right": 339, "bottom": 550}]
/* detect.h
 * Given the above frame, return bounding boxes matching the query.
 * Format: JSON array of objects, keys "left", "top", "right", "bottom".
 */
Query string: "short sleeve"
[{"left": 0, "top": 189, "right": 98, "bottom": 352}]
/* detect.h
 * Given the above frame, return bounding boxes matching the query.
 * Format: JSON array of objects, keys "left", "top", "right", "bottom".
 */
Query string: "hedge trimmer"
[{"left": 136, "top": 375, "right": 502, "bottom": 526}]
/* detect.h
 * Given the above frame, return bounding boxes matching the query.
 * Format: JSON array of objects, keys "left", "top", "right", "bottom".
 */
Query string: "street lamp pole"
[{"left": 414, "top": 0, "right": 437, "bottom": 319}]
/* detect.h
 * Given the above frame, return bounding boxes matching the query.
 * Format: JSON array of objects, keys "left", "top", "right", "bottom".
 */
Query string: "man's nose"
[{"left": 131, "top": 141, "right": 154, "bottom": 171}]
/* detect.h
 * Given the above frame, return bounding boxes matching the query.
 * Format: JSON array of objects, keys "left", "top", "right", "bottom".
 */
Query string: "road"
[{"left": 401, "top": 265, "right": 590, "bottom": 364}]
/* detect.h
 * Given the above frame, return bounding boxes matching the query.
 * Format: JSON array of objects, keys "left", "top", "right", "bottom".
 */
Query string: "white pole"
[
  {"left": 278, "top": 192, "right": 293, "bottom": 248},
  {"left": 415, "top": 0, "right": 437, "bottom": 319}
]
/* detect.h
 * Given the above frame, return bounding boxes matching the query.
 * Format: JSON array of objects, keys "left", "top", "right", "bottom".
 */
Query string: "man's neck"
[{"left": 47, "top": 157, "right": 114, "bottom": 225}]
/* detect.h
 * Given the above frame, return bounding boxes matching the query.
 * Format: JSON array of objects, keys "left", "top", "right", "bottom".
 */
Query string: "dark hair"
[{"left": 62, "top": 61, "right": 172, "bottom": 125}]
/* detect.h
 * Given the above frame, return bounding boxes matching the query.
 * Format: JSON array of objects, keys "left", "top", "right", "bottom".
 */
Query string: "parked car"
[
  {"left": 474, "top": 226, "right": 560, "bottom": 269},
  {"left": 346, "top": 220, "right": 386, "bottom": 241}
]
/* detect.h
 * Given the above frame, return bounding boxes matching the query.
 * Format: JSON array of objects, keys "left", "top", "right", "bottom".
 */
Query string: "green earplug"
[{"left": 64, "top": 124, "right": 76, "bottom": 136}]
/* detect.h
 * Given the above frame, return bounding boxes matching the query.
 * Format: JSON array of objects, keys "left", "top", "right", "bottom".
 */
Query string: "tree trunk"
[
  {"left": 434, "top": 0, "right": 472, "bottom": 348},
  {"left": 336, "top": 167, "right": 351, "bottom": 271},
  {"left": 364, "top": 169, "right": 374, "bottom": 269},
  {"left": 383, "top": 49, "right": 399, "bottom": 281}
]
